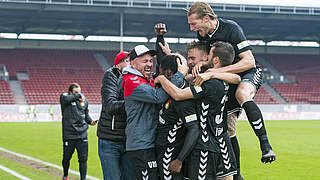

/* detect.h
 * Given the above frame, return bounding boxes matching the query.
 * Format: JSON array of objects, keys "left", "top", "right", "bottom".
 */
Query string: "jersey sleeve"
[
  {"left": 128, "top": 82, "right": 169, "bottom": 104},
  {"left": 229, "top": 22, "right": 252, "bottom": 55},
  {"left": 175, "top": 99, "right": 198, "bottom": 127},
  {"left": 124, "top": 72, "right": 184, "bottom": 104},
  {"left": 174, "top": 99, "right": 200, "bottom": 161},
  {"left": 190, "top": 79, "right": 221, "bottom": 101},
  {"left": 190, "top": 84, "right": 207, "bottom": 101}
]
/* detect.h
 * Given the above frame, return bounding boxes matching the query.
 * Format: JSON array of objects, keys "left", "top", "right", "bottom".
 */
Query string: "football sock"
[
  {"left": 242, "top": 100, "right": 266, "bottom": 137},
  {"left": 230, "top": 136, "right": 241, "bottom": 172},
  {"left": 242, "top": 100, "right": 272, "bottom": 151}
]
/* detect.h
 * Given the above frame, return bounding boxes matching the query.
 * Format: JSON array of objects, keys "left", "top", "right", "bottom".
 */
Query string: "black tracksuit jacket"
[{"left": 60, "top": 93, "right": 93, "bottom": 140}]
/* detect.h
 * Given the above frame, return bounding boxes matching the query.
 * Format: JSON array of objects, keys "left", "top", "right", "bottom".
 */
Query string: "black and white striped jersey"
[
  {"left": 155, "top": 90, "right": 198, "bottom": 147},
  {"left": 197, "top": 18, "right": 259, "bottom": 67},
  {"left": 190, "top": 78, "right": 229, "bottom": 153}
]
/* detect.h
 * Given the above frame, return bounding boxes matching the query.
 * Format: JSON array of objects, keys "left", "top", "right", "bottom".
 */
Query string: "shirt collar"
[{"left": 208, "top": 19, "right": 220, "bottom": 38}]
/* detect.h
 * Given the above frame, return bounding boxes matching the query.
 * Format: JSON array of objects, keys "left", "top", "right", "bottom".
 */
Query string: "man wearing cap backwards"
[
  {"left": 120, "top": 44, "right": 186, "bottom": 180},
  {"left": 97, "top": 51, "right": 135, "bottom": 180}
]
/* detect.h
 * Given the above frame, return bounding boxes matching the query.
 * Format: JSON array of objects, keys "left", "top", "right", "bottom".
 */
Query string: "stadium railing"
[{"left": 1, "top": 0, "right": 320, "bottom": 15}]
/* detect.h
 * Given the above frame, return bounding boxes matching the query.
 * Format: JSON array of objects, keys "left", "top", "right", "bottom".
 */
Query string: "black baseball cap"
[{"left": 130, "top": 45, "right": 157, "bottom": 61}]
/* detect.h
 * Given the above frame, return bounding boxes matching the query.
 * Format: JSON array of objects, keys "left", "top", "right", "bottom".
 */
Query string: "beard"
[{"left": 188, "top": 64, "right": 194, "bottom": 74}]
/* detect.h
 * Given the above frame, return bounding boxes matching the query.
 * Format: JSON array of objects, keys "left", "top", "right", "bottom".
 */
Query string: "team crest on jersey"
[{"left": 164, "top": 99, "right": 172, "bottom": 109}]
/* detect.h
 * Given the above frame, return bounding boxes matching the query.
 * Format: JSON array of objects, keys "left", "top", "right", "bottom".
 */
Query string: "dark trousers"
[
  {"left": 156, "top": 145, "right": 185, "bottom": 180},
  {"left": 127, "top": 148, "right": 159, "bottom": 180},
  {"left": 62, "top": 138, "right": 88, "bottom": 180}
]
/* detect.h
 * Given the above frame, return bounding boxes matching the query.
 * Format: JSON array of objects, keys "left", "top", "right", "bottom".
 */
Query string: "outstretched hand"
[
  {"left": 154, "top": 23, "right": 167, "bottom": 35},
  {"left": 154, "top": 75, "right": 165, "bottom": 86},
  {"left": 173, "top": 53, "right": 188, "bottom": 77},
  {"left": 194, "top": 72, "right": 212, "bottom": 86},
  {"left": 192, "top": 61, "right": 209, "bottom": 78}
]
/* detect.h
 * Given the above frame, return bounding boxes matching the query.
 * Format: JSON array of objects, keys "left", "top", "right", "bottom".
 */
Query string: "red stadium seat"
[
  {"left": 257, "top": 53, "right": 320, "bottom": 104},
  {"left": 0, "top": 48, "right": 104, "bottom": 104}
]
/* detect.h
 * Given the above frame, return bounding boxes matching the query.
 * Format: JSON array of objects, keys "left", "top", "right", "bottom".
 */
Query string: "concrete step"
[
  {"left": 8, "top": 80, "right": 27, "bottom": 104},
  {"left": 263, "top": 83, "right": 287, "bottom": 104}
]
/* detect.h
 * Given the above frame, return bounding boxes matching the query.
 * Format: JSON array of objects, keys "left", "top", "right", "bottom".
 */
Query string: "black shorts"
[
  {"left": 127, "top": 148, "right": 159, "bottom": 180},
  {"left": 226, "top": 67, "right": 263, "bottom": 117},
  {"left": 186, "top": 135, "right": 237, "bottom": 179},
  {"left": 215, "top": 133, "right": 238, "bottom": 179},
  {"left": 156, "top": 144, "right": 185, "bottom": 180}
]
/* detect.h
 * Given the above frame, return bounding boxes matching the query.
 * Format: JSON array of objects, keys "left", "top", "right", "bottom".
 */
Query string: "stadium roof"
[{"left": 0, "top": 0, "right": 320, "bottom": 42}]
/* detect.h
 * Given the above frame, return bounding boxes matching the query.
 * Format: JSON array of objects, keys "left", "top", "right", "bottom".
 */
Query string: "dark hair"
[
  {"left": 186, "top": 41, "right": 209, "bottom": 55},
  {"left": 159, "top": 55, "right": 178, "bottom": 74},
  {"left": 187, "top": 2, "right": 217, "bottom": 20},
  {"left": 68, "top": 83, "right": 80, "bottom": 93},
  {"left": 211, "top": 42, "right": 235, "bottom": 67}
]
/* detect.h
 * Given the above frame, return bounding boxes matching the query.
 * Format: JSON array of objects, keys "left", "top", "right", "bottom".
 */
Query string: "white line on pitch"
[
  {"left": 0, "top": 164, "right": 31, "bottom": 180},
  {"left": 0, "top": 146, "right": 100, "bottom": 180}
]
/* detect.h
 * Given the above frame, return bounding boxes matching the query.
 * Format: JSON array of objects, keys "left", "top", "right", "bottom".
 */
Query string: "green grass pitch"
[{"left": 0, "top": 120, "right": 319, "bottom": 180}]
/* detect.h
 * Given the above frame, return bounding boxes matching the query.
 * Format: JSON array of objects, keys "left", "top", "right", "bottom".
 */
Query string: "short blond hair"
[
  {"left": 186, "top": 41, "right": 209, "bottom": 55},
  {"left": 187, "top": 2, "right": 217, "bottom": 20}
]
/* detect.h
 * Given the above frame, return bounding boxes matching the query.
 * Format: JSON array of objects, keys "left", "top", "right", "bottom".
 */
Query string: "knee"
[
  {"left": 227, "top": 124, "right": 236, "bottom": 137},
  {"left": 78, "top": 158, "right": 87, "bottom": 164},
  {"left": 236, "top": 85, "right": 255, "bottom": 104},
  {"left": 63, "top": 153, "right": 73, "bottom": 161},
  {"left": 235, "top": 87, "right": 247, "bottom": 104},
  {"left": 78, "top": 154, "right": 88, "bottom": 163}
]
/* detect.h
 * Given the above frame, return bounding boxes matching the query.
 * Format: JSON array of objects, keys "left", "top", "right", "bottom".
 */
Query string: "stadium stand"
[
  {"left": 0, "top": 49, "right": 104, "bottom": 104},
  {"left": 255, "top": 86, "right": 279, "bottom": 104},
  {"left": 0, "top": 81, "right": 15, "bottom": 104},
  {"left": 1, "top": 49, "right": 319, "bottom": 105},
  {"left": 103, "top": 50, "right": 118, "bottom": 65},
  {"left": 261, "top": 54, "right": 320, "bottom": 104}
]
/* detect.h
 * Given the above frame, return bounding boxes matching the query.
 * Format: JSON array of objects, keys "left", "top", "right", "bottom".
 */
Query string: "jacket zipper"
[{"left": 111, "top": 116, "right": 115, "bottom": 130}]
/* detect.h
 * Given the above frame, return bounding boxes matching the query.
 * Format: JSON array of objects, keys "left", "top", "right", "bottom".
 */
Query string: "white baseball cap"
[{"left": 130, "top": 45, "right": 157, "bottom": 61}]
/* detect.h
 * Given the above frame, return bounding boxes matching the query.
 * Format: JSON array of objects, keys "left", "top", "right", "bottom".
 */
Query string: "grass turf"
[
  {"left": 0, "top": 155, "right": 60, "bottom": 180},
  {"left": 0, "top": 120, "right": 319, "bottom": 180}
]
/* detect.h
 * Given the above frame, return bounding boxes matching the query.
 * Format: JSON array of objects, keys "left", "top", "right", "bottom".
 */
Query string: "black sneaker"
[{"left": 261, "top": 149, "right": 276, "bottom": 163}]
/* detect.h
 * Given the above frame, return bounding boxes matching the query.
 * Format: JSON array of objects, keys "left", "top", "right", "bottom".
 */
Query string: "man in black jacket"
[
  {"left": 60, "top": 82, "right": 97, "bottom": 180},
  {"left": 97, "top": 51, "right": 135, "bottom": 180}
]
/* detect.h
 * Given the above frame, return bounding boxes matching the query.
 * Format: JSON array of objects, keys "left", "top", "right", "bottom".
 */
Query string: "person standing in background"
[
  {"left": 49, "top": 105, "right": 54, "bottom": 121},
  {"left": 33, "top": 105, "right": 38, "bottom": 122},
  {"left": 60, "top": 83, "right": 97, "bottom": 180},
  {"left": 26, "top": 105, "right": 31, "bottom": 122}
]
